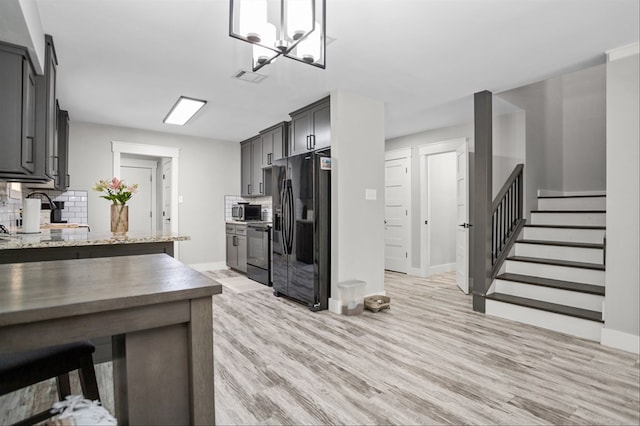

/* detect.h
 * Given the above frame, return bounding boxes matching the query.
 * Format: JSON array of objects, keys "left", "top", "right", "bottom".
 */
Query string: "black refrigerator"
[{"left": 271, "top": 148, "right": 331, "bottom": 311}]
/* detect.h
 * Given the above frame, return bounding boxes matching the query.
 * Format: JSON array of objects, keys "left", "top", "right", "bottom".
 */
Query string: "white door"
[
  {"left": 455, "top": 144, "right": 469, "bottom": 293},
  {"left": 121, "top": 166, "right": 154, "bottom": 234},
  {"left": 385, "top": 157, "right": 410, "bottom": 273},
  {"left": 162, "top": 161, "right": 172, "bottom": 232}
]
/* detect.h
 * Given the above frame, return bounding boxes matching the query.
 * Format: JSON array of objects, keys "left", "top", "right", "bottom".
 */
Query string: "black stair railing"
[{"left": 490, "top": 164, "right": 525, "bottom": 278}]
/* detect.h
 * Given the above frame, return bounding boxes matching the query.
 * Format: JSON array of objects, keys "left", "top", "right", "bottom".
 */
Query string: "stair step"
[
  {"left": 514, "top": 239, "right": 604, "bottom": 263},
  {"left": 495, "top": 273, "right": 605, "bottom": 295},
  {"left": 486, "top": 293, "right": 603, "bottom": 322},
  {"left": 507, "top": 256, "right": 605, "bottom": 270},
  {"left": 522, "top": 225, "right": 606, "bottom": 245},
  {"left": 538, "top": 195, "right": 606, "bottom": 210},
  {"left": 537, "top": 195, "right": 606, "bottom": 199},
  {"left": 524, "top": 224, "right": 605, "bottom": 229},
  {"left": 531, "top": 209, "right": 606, "bottom": 213},
  {"left": 530, "top": 210, "right": 606, "bottom": 226},
  {"left": 516, "top": 239, "right": 603, "bottom": 249}
]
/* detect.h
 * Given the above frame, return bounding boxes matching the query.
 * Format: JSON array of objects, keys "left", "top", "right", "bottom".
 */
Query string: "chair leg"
[
  {"left": 56, "top": 373, "right": 71, "bottom": 399},
  {"left": 78, "top": 356, "right": 100, "bottom": 401}
]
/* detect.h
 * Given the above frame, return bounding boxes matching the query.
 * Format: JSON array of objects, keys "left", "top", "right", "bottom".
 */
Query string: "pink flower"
[{"left": 108, "top": 177, "right": 122, "bottom": 190}]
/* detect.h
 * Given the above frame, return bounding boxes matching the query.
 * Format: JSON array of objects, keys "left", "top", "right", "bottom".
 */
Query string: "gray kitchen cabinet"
[
  {"left": 0, "top": 41, "right": 40, "bottom": 180},
  {"left": 41, "top": 35, "right": 59, "bottom": 183},
  {"left": 260, "top": 121, "right": 287, "bottom": 167},
  {"left": 240, "top": 136, "right": 264, "bottom": 196},
  {"left": 241, "top": 140, "right": 252, "bottom": 196},
  {"left": 56, "top": 106, "right": 70, "bottom": 190},
  {"left": 289, "top": 96, "right": 330, "bottom": 156},
  {"left": 226, "top": 223, "right": 247, "bottom": 272}
]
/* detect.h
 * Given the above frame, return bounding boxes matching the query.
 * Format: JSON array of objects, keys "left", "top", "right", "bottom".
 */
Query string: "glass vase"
[{"left": 110, "top": 204, "right": 129, "bottom": 237}]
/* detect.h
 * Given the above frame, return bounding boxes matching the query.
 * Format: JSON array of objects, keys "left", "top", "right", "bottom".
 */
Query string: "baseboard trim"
[
  {"left": 601, "top": 328, "right": 640, "bottom": 354},
  {"left": 329, "top": 291, "right": 387, "bottom": 315},
  {"left": 429, "top": 263, "right": 456, "bottom": 275},
  {"left": 407, "top": 267, "right": 428, "bottom": 277},
  {"left": 189, "top": 262, "right": 228, "bottom": 272},
  {"left": 328, "top": 297, "right": 342, "bottom": 314}
]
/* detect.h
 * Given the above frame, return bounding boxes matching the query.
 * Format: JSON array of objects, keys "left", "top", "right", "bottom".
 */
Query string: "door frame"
[
  {"left": 384, "top": 148, "right": 412, "bottom": 273},
  {"left": 418, "top": 138, "right": 469, "bottom": 278},
  {"left": 112, "top": 141, "right": 181, "bottom": 258}
]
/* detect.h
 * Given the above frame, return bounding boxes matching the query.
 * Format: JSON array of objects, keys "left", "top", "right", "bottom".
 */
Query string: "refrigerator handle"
[
  {"left": 286, "top": 185, "right": 295, "bottom": 253},
  {"left": 280, "top": 182, "right": 288, "bottom": 255}
]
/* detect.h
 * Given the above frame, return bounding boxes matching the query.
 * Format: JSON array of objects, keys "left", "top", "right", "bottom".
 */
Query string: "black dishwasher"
[{"left": 246, "top": 224, "right": 271, "bottom": 286}]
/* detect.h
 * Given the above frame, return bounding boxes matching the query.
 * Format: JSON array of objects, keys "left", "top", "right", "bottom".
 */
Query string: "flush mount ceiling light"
[
  {"left": 163, "top": 96, "right": 207, "bottom": 126},
  {"left": 229, "top": 0, "right": 326, "bottom": 72}
]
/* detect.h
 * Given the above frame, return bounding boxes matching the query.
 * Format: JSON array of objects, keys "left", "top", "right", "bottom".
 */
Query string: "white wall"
[
  {"left": 492, "top": 110, "right": 526, "bottom": 199},
  {"left": 562, "top": 65, "right": 606, "bottom": 192},
  {"left": 428, "top": 152, "right": 457, "bottom": 271},
  {"left": 69, "top": 121, "right": 240, "bottom": 265},
  {"left": 0, "top": 0, "right": 45, "bottom": 73},
  {"left": 498, "top": 78, "right": 563, "bottom": 219},
  {"left": 330, "top": 90, "right": 385, "bottom": 311},
  {"left": 498, "top": 63, "right": 607, "bottom": 208},
  {"left": 603, "top": 47, "right": 640, "bottom": 354}
]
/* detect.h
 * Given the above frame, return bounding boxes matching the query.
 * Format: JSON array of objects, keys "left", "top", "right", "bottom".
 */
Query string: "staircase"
[{"left": 486, "top": 193, "right": 606, "bottom": 341}]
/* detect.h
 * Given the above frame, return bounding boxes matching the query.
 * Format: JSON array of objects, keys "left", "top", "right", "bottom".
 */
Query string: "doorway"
[
  {"left": 121, "top": 157, "right": 157, "bottom": 234},
  {"left": 419, "top": 138, "right": 469, "bottom": 293},
  {"left": 111, "top": 141, "right": 180, "bottom": 257}
]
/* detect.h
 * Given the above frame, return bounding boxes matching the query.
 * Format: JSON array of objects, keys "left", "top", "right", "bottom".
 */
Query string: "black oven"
[{"left": 246, "top": 224, "right": 271, "bottom": 286}]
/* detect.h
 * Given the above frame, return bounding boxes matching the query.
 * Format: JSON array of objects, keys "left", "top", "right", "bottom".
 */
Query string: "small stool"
[{"left": 0, "top": 341, "right": 100, "bottom": 426}]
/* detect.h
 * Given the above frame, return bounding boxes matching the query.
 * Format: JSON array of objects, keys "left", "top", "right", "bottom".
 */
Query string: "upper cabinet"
[
  {"left": 0, "top": 41, "right": 40, "bottom": 180},
  {"left": 289, "top": 96, "right": 330, "bottom": 156},
  {"left": 260, "top": 121, "right": 287, "bottom": 167},
  {"left": 0, "top": 35, "right": 65, "bottom": 185},
  {"left": 56, "top": 105, "right": 70, "bottom": 191},
  {"left": 240, "top": 136, "right": 264, "bottom": 197},
  {"left": 41, "top": 35, "right": 59, "bottom": 183}
]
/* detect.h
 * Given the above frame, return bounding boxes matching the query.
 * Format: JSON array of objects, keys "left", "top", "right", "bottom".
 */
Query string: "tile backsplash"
[
  {"left": 0, "top": 182, "right": 88, "bottom": 228},
  {"left": 224, "top": 195, "right": 272, "bottom": 221}
]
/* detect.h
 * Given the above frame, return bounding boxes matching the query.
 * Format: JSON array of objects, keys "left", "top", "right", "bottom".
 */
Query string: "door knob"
[{"left": 458, "top": 223, "right": 472, "bottom": 228}]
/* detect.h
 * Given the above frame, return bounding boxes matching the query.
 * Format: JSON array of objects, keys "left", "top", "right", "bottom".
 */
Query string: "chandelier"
[{"left": 229, "top": 0, "right": 326, "bottom": 72}]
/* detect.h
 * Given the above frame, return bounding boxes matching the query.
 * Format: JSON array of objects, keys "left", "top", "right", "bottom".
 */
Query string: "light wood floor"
[{"left": 1, "top": 271, "right": 638, "bottom": 425}]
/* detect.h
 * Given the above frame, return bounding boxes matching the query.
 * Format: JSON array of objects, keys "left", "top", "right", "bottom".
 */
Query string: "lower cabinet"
[{"left": 226, "top": 223, "right": 247, "bottom": 272}]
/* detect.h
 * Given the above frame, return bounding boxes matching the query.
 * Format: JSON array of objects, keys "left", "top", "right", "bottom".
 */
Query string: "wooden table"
[{"left": 0, "top": 254, "right": 222, "bottom": 425}]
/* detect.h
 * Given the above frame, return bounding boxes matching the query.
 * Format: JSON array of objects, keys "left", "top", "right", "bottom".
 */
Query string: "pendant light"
[{"left": 229, "top": 0, "right": 326, "bottom": 71}]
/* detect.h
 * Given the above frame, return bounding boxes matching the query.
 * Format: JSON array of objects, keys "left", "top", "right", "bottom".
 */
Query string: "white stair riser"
[
  {"left": 505, "top": 260, "right": 605, "bottom": 285},
  {"left": 486, "top": 300, "right": 602, "bottom": 341},
  {"left": 531, "top": 212, "right": 606, "bottom": 226},
  {"left": 493, "top": 280, "right": 604, "bottom": 312},
  {"left": 515, "top": 243, "right": 604, "bottom": 264},
  {"left": 538, "top": 197, "right": 606, "bottom": 211},
  {"left": 523, "top": 227, "right": 605, "bottom": 244}
]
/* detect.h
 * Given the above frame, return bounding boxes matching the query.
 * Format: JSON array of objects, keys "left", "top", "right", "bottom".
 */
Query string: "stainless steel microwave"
[{"left": 232, "top": 204, "right": 262, "bottom": 221}]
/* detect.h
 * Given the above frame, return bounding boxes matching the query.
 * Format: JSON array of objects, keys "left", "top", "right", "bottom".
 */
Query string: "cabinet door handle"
[
  {"left": 306, "top": 135, "right": 310, "bottom": 150},
  {"left": 311, "top": 134, "right": 316, "bottom": 149},
  {"left": 248, "top": 184, "right": 251, "bottom": 194},
  {"left": 260, "top": 182, "right": 263, "bottom": 193},
  {"left": 268, "top": 153, "right": 272, "bottom": 165}
]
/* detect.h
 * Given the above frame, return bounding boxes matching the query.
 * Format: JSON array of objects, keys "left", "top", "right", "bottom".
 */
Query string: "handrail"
[
  {"left": 492, "top": 164, "right": 523, "bottom": 211},
  {"left": 490, "top": 163, "right": 525, "bottom": 278}
]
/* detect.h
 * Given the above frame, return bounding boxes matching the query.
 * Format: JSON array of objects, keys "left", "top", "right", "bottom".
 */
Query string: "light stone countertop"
[
  {"left": 225, "top": 220, "right": 272, "bottom": 226},
  {"left": 0, "top": 228, "right": 189, "bottom": 250}
]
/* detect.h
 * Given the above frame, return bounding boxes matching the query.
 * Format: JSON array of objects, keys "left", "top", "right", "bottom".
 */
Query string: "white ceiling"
[{"left": 33, "top": 0, "right": 639, "bottom": 143}]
